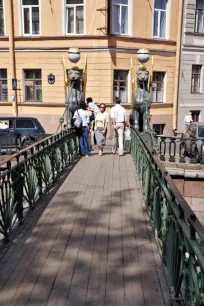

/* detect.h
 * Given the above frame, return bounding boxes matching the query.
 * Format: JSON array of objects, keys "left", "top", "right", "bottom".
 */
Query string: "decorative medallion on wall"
[{"left": 48, "top": 73, "right": 55, "bottom": 85}]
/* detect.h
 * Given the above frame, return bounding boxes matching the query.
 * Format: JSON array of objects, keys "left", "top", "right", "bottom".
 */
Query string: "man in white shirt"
[
  {"left": 184, "top": 111, "right": 193, "bottom": 130},
  {"left": 111, "top": 97, "right": 128, "bottom": 156}
]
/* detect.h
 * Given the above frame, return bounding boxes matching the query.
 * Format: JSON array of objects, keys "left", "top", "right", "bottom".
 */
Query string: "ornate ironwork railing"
[
  {"left": 131, "top": 127, "right": 204, "bottom": 306},
  {"left": 0, "top": 129, "right": 79, "bottom": 242},
  {"left": 157, "top": 136, "right": 204, "bottom": 164}
]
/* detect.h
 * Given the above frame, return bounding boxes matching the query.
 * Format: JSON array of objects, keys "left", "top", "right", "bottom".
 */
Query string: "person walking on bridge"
[{"left": 111, "top": 97, "right": 128, "bottom": 156}]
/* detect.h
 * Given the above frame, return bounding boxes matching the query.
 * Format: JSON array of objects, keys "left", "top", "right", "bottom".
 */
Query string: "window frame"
[
  {"left": 191, "top": 65, "right": 202, "bottom": 94},
  {"left": 15, "top": 119, "right": 36, "bottom": 129},
  {"left": 21, "top": 0, "right": 41, "bottom": 36},
  {"left": 191, "top": 110, "right": 200, "bottom": 122},
  {"left": 113, "top": 69, "right": 129, "bottom": 104},
  {"left": 24, "top": 69, "right": 42, "bottom": 102},
  {"left": 195, "top": 0, "right": 204, "bottom": 34},
  {"left": 0, "top": 69, "right": 8, "bottom": 102},
  {"left": 153, "top": 0, "right": 169, "bottom": 39},
  {"left": 0, "top": 0, "right": 5, "bottom": 36},
  {"left": 65, "top": 0, "right": 85, "bottom": 36},
  {"left": 152, "top": 124, "right": 165, "bottom": 135},
  {"left": 112, "top": 0, "right": 129, "bottom": 35},
  {"left": 152, "top": 71, "right": 166, "bottom": 103}
]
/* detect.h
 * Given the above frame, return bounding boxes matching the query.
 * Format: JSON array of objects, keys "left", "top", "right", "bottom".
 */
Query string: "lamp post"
[
  {"left": 66, "top": 48, "right": 81, "bottom": 128},
  {"left": 137, "top": 48, "right": 150, "bottom": 68}
]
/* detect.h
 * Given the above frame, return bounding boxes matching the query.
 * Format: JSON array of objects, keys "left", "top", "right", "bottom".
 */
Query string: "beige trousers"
[{"left": 112, "top": 123, "right": 124, "bottom": 155}]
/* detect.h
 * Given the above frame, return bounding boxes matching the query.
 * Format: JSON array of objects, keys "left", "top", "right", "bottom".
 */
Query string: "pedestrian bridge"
[{"left": 0, "top": 129, "right": 203, "bottom": 306}]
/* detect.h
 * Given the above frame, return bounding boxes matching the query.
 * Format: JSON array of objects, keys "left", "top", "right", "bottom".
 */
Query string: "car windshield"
[{"left": 198, "top": 125, "right": 204, "bottom": 137}]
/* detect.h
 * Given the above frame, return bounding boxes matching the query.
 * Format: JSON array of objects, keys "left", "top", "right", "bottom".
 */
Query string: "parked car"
[
  {"left": 0, "top": 117, "right": 46, "bottom": 153},
  {"left": 183, "top": 122, "right": 204, "bottom": 161}
]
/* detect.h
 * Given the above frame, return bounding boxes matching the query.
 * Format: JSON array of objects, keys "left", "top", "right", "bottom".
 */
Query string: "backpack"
[{"left": 74, "top": 110, "right": 82, "bottom": 129}]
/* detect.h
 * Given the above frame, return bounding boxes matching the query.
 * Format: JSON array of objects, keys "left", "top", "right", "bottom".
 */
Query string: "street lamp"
[
  {"left": 68, "top": 47, "right": 81, "bottom": 64},
  {"left": 137, "top": 48, "right": 150, "bottom": 67},
  {"left": 65, "top": 48, "right": 81, "bottom": 128}
]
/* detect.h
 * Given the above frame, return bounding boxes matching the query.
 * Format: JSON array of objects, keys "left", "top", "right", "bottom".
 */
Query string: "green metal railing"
[
  {"left": 0, "top": 129, "right": 79, "bottom": 242},
  {"left": 131, "top": 127, "right": 204, "bottom": 306}
]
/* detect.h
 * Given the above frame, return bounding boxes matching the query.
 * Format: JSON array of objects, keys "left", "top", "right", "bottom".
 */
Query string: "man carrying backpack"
[{"left": 73, "top": 102, "right": 91, "bottom": 157}]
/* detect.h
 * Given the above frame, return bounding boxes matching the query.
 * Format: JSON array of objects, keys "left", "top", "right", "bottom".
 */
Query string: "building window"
[
  {"left": 153, "top": 124, "right": 165, "bottom": 135},
  {"left": 195, "top": 0, "right": 204, "bottom": 33},
  {"left": 0, "top": 0, "right": 4, "bottom": 36},
  {"left": 66, "top": 0, "right": 84, "bottom": 35},
  {"left": 153, "top": 0, "right": 167, "bottom": 38},
  {"left": 22, "top": 0, "right": 40, "bottom": 35},
  {"left": 152, "top": 72, "right": 165, "bottom": 103},
  {"left": 113, "top": 70, "right": 128, "bottom": 103},
  {"left": 113, "top": 0, "right": 128, "bottom": 35},
  {"left": 191, "top": 65, "right": 202, "bottom": 93},
  {"left": 0, "top": 69, "right": 7, "bottom": 101},
  {"left": 24, "top": 70, "right": 42, "bottom": 102},
  {"left": 191, "top": 111, "right": 200, "bottom": 122}
]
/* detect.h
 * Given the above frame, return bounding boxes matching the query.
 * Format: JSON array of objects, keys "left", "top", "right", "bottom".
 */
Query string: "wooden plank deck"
[{"left": 0, "top": 148, "right": 169, "bottom": 306}]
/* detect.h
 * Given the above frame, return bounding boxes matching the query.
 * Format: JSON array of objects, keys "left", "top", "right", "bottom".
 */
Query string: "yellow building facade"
[{"left": 0, "top": 0, "right": 182, "bottom": 134}]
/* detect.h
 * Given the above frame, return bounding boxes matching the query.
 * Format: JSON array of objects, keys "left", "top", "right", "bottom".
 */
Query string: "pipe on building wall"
[
  {"left": 173, "top": 0, "right": 185, "bottom": 131},
  {"left": 107, "top": 0, "right": 111, "bottom": 34},
  {"left": 8, "top": 0, "right": 18, "bottom": 116}
]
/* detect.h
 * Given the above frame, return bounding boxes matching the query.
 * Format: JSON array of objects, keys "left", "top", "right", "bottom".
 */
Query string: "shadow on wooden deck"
[{"left": 0, "top": 151, "right": 170, "bottom": 306}]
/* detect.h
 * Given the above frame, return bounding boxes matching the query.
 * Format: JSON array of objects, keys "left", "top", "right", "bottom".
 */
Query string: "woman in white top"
[
  {"left": 94, "top": 103, "right": 109, "bottom": 156},
  {"left": 73, "top": 103, "right": 91, "bottom": 157}
]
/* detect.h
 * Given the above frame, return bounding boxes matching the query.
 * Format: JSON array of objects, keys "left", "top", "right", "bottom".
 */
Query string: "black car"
[{"left": 0, "top": 117, "right": 46, "bottom": 152}]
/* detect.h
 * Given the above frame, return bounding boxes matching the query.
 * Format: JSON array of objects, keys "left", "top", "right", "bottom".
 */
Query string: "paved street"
[{"left": 0, "top": 150, "right": 168, "bottom": 306}]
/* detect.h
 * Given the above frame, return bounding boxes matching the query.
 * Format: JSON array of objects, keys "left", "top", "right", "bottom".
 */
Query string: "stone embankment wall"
[{"left": 164, "top": 163, "right": 204, "bottom": 226}]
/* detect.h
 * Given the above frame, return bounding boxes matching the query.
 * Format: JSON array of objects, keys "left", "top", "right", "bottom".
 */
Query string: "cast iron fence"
[
  {"left": 0, "top": 129, "right": 79, "bottom": 242},
  {"left": 157, "top": 136, "right": 204, "bottom": 164},
  {"left": 131, "top": 127, "right": 204, "bottom": 306}
]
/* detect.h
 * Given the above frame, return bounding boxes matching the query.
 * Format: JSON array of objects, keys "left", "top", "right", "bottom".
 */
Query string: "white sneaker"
[
  {"left": 85, "top": 155, "right": 89, "bottom": 158},
  {"left": 112, "top": 148, "right": 116, "bottom": 154}
]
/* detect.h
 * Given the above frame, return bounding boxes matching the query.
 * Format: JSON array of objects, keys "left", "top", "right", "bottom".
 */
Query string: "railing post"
[
  {"left": 160, "top": 137, "right": 166, "bottom": 161},
  {"left": 190, "top": 140, "right": 198, "bottom": 164},
  {"left": 179, "top": 139, "right": 186, "bottom": 163},
  {"left": 169, "top": 138, "right": 176, "bottom": 162}
]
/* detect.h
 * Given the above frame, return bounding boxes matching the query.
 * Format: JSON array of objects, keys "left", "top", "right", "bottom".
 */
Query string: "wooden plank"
[
  {"left": 2, "top": 159, "right": 87, "bottom": 306},
  {"left": 0, "top": 151, "right": 170, "bottom": 306}
]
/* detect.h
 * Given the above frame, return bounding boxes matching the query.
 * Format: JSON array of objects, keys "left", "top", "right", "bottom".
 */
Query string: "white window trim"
[
  {"left": 152, "top": 71, "right": 166, "bottom": 103},
  {"left": 21, "top": 0, "right": 41, "bottom": 37},
  {"left": 163, "top": 72, "right": 167, "bottom": 103},
  {"left": 2, "top": 0, "right": 6, "bottom": 36},
  {"left": 65, "top": 0, "right": 86, "bottom": 36},
  {"left": 112, "top": 0, "right": 129, "bottom": 36},
  {"left": 200, "top": 65, "right": 203, "bottom": 94},
  {"left": 23, "top": 69, "right": 42, "bottom": 102},
  {"left": 128, "top": 71, "right": 131, "bottom": 103},
  {"left": 153, "top": 0, "right": 170, "bottom": 40}
]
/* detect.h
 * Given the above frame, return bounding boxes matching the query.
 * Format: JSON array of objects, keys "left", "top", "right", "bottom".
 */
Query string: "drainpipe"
[
  {"left": 9, "top": 0, "right": 18, "bottom": 116},
  {"left": 173, "top": 0, "right": 184, "bottom": 131}
]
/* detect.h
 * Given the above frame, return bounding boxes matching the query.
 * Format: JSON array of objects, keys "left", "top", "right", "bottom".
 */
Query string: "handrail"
[
  {"left": 0, "top": 128, "right": 79, "bottom": 242},
  {"left": 156, "top": 135, "right": 204, "bottom": 164},
  {"left": 131, "top": 126, "right": 204, "bottom": 305},
  {"left": 0, "top": 131, "right": 65, "bottom": 168}
]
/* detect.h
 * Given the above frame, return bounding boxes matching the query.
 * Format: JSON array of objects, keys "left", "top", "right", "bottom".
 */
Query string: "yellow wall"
[{"left": 0, "top": 0, "right": 180, "bottom": 134}]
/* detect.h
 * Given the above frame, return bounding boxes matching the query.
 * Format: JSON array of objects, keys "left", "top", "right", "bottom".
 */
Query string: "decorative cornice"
[
  {"left": 13, "top": 35, "right": 177, "bottom": 46},
  {"left": 17, "top": 102, "right": 66, "bottom": 107},
  {"left": 13, "top": 47, "right": 176, "bottom": 56}
]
